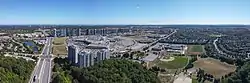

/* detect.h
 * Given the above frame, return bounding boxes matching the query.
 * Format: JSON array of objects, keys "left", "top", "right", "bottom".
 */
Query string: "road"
[
  {"left": 213, "top": 38, "right": 225, "bottom": 54},
  {"left": 29, "top": 37, "right": 53, "bottom": 83},
  {"left": 4, "top": 53, "right": 35, "bottom": 61},
  {"left": 139, "top": 29, "right": 177, "bottom": 51}
]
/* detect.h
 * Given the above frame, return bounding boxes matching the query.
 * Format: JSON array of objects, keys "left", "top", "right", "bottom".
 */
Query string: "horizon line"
[{"left": 0, "top": 24, "right": 250, "bottom": 26}]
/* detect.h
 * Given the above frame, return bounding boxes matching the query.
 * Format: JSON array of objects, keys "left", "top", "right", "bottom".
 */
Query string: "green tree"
[{"left": 52, "top": 58, "right": 160, "bottom": 83}]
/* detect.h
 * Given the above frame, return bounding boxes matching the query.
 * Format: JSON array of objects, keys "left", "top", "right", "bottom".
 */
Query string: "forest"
[
  {"left": 52, "top": 58, "right": 160, "bottom": 83},
  {"left": 224, "top": 61, "right": 250, "bottom": 83},
  {"left": 0, "top": 55, "right": 35, "bottom": 83}
]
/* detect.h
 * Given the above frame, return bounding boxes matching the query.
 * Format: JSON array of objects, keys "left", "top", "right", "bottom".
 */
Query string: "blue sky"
[{"left": 0, "top": 0, "right": 250, "bottom": 24}]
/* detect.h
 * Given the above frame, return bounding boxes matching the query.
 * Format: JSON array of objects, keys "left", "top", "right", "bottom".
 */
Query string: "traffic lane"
[
  {"left": 41, "top": 59, "right": 52, "bottom": 83},
  {"left": 31, "top": 59, "right": 44, "bottom": 83},
  {"left": 42, "top": 48, "right": 48, "bottom": 55},
  {"left": 30, "top": 37, "right": 51, "bottom": 83},
  {"left": 45, "top": 59, "right": 52, "bottom": 83},
  {"left": 42, "top": 43, "right": 49, "bottom": 53},
  {"left": 43, "top": 41, "right": 52, "bottom": 55},
  {"left": 35, "top": 59, "right": 44, "bottom": 77},
  {"left": 29, "top": 59, "right": 41, "bottom": 83},
  {"left": 43, "top": 44, "right": 51, "bottom": 55}
]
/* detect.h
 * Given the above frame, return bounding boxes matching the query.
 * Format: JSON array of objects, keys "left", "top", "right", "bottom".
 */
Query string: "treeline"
[
  {"left": 204, "top": 41, "right": 245, "bottom": 66},
  {"left": 159, "top": 40, "right": 208, "bottom": 45},
  {"left": 223, "top": 61, "right": 250, "bottom": 83},
  {"left": 195, "top": 68, "right": 217, "bottom": 83},
  {"left": 52, "top": 58, "right": 160, "bottom": 83},
  {"left": 192, "top": 60, "right": 250, "bottom": 83},
  {"left": 184, "top": 55, "right": 197, "bottom": 69},
  {"left": 0, "top": 55, "right": 35, "bottom": 83}
]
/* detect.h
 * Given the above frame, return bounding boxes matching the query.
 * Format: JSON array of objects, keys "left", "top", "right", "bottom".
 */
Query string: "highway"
[
  {"left": 139, "top": 29, "right": 177, "bottom": 51},
  {"left": 29, "top": 37, "right": 53, "bottom": 83}
]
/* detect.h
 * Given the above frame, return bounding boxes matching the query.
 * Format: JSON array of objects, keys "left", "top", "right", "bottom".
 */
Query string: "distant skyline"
[{"left": 0, "top": 0, "right": 250, "bottom": 25}]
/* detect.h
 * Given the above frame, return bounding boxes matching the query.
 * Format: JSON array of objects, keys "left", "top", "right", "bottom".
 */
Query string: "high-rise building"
[
  {"left": 77, "top": 48, "right": 110, "bottom": 67},
  {"left": 73, "top": 28, "right": 81, "bottom": 36},
  {"left": 68, "top": 44, "right": 110, "bottom": 67},
  {"left": 53, "top": 28, "right": 57, "bottom": 37},
  {"left": 86, "top": 29, "right": 96, "bottom": 35},
  {"left": 96, "top": 49, "right": 110, "bottom": 62},
  {"left": 78, "top": 28, "right": 81, "bottom": 36},
  {"left": 68, "top": 45, "right": 79, "bottom": 64},
  {"left": 78, "top": 51, "right": 94, "bottom": 67},
  {"left": 55, "top": 28, "right": 67, "bottom": 37}
]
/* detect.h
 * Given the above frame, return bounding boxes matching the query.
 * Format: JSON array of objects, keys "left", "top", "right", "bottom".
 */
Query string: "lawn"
[
  {"left": 53, "top": 45, "right": 67, "bottom": 55},
  {"left": 193, "top": 58, "right": 236, "bottom": 78},
  {"left": 192, "top": 78, "right": 199, "bottom": 83},
  {"left": 53, "top": 37, "right": 67, "bottom": 45},
  {"left": 52, "top": 37, "right": 67, "bottom": 55},
  {"left": 187, "top": 45, "right": 204, "bottom": 55},
  {"left": 157, "top": 56, "right": 188, "bottom": 69}
]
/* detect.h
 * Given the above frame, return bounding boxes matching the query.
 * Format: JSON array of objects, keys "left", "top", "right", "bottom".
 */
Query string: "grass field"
[
  {"left": 52, "top": 37, "right": 67, "bottom": 55},
  {"left": 193, "top": 58, "right": 236, "bottom": 78},
  {"left": 53, "top": 37, "right": 67, "bottom": 45},
  {"left": 157, "top": 56, "right": 188, "bottom": 69},
  {"left": 192, "top": 78, "right": 198, "bottom": 83},
  {"left": 187, "top": 45, "right": 204, "bottom": 55}
]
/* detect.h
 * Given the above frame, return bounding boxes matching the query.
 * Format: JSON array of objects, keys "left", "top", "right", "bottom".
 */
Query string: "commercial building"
[{"left": 163, "top": 44, "right": 187, "bottom": 54}]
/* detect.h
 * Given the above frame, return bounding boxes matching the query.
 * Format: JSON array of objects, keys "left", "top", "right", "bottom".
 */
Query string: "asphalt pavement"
[{"left": 29, "top": 37, "right": 53, "bottom": 83}]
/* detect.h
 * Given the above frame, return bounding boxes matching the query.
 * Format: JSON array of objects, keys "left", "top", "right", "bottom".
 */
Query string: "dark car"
[{"left": 33, "top": 76, "right": 37, "bottom": 82}]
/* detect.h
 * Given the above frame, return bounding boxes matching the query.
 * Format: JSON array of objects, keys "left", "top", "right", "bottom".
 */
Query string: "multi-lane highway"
[
  {"left": 139, "top": 29, "right": 177, "bottom": 51},
  {"left": 29, "top": 37, "right": 53, "bottom": 83}
]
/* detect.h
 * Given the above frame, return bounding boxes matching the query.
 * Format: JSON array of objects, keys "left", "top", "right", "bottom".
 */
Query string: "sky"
[{"left": 0, "top": 0, "right": 250, "bottom": 25}]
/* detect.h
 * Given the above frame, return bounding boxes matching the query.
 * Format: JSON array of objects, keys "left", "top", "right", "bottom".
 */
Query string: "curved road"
[{"left": 213, "top": 38, "right": 225, "bottom": 54}]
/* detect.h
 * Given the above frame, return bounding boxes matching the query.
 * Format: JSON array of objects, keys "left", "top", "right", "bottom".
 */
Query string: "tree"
[
  {"left": 52, "top": 58, "right": 160, "bottom": 83},
  {"left": 0, "top": 55, "right": 35, "bottom": 83},
  {"left": 123, "top": 53, "right": 130, "bottom": 58},
  {"left": 53, "top": 63, "right": 60, "bottom": 72},
  {"left": 224, "top": 61, "right": 250, "bottom": 83},
  {"left": 150, "top": 66, "right": 160, "bottom": 72}
]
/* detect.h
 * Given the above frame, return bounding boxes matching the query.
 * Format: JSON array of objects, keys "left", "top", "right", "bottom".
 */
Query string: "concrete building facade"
[
  {"left": 68, "top": 45, "right": 79, "bottom": 64},
  {"left": 68, "top": 44, "right": 110, "bottom": 67}
]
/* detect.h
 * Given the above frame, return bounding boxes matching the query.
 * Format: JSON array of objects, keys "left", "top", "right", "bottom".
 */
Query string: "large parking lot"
[{"left": 109, "top": 36, "right": 148, "bottom": 53}]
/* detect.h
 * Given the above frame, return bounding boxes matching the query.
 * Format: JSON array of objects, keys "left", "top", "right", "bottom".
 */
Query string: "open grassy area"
[
  {"left": 187, "top": 45, "right": 204, "bottom": 55},
  {"left": 157, "top": 56, "right": 188, "bottom": 69},
  {"left": 193, "top": 58, "right": 236, "bottom": 78},
  {"left": 53, "top": 37, "right": 67, "bottom": 45},
  {"left": 53, "top": 45, "right": 67, "bottom": 55},
  {"left": 52, "top": 37, "right": 67, "bottom": 55},
  {"left": 192, "top": 78, "right": 199, "bottom": 83}
]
